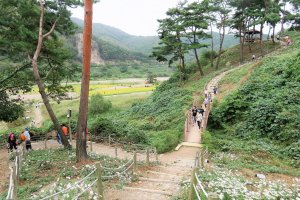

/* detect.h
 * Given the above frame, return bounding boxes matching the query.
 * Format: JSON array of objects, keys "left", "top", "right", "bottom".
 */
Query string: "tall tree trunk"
[
  {"left": 194, "top": 49, "right": 204, "bottom": 76},
  {"left": 239, "top": 25, "right": 244, "bottom": 64},
  {"left": 280, "top": 3, "right": 286, "bottom": 34},
  {"left": 216, "top": 21, "right": 225, "bottom": 69},
  {"left": 267, "top": 26, "right": 272, "bottom": 40},
  {"left": 32, "top": 0, "right": 70, "bottom": 148},
  {"left": 76, "top": 0, "right": 93, "bottom": 162},
  {"left": 272, "top": 25, "right": 276, "bottom": 44},
  {"left": 210, "top": 22, "right": 214, "bottom": 68},
  {"left": 181, "top": 55, "right": 186, "bottom": 81},
  {"left": 193, "top": 34, "right": 204, "bottom": 76},
  {"left": 259, "top": 23, "right": 264, "bottom": 57}
]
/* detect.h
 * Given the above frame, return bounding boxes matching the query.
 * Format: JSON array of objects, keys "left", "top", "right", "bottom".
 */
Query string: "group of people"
[
  {"left": 191, "top": 86, "right": 218, "bottom": 130},
  {"left": 192, "top": 106, "right": 205, "bottom": 129},
  {"left": 7, "top": 127, "right": 32, "bottom": 152}
]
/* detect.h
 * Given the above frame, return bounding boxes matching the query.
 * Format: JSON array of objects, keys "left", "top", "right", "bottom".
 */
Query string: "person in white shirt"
[{"left": 24, "top": 127, "right": 32, "bottom": 150}]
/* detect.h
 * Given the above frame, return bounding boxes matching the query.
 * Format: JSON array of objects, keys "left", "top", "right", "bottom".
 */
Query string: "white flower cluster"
[{"left": 198, "top": 166, "right": 300, "bottom": 200}]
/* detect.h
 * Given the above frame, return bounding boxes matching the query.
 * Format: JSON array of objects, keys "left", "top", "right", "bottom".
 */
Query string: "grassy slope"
[
  {"left": 99, "top": 44, "right": 269, "bottom": 153},
  {"left": 205, "top": 31, "right": 300, "bottom": 176}
]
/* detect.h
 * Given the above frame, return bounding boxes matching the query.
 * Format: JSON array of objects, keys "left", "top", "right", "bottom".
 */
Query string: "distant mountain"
[
  {"left": 71, "top": 18, "right": 159, "bottom": 55},
  {"left": 71, "top": 18, "right": 240, "bottom": 64}
]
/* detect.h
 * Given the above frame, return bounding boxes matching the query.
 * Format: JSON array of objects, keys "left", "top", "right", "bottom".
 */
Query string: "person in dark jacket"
[{"left": 7, "top": 132, "right": 17, "bottom": 152}]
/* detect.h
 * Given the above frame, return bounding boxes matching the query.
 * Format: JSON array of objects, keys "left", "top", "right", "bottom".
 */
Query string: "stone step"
[
  {"left": 123, "top": 187, "right": 173, "bottom": 196},
  {"left": 139, "top": 177, "right": 179, "bottom": 184}
]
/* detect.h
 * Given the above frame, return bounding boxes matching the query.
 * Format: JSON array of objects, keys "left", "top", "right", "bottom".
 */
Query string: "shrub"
[{"left": 89, "top": 94, "right": 112, "bottom": 115}]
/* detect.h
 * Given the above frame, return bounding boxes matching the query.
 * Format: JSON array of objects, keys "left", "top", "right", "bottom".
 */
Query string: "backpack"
[{"left": 20, "top": 133, "right": 26, "bottom": 141}]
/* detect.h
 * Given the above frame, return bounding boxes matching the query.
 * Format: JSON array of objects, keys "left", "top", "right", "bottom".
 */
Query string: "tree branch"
[
  {"left": 0, "top": 63, "right": 31, "bottom": 85},
  {"left": 43, "top": 19, "right": 58, "bottom": 38}
]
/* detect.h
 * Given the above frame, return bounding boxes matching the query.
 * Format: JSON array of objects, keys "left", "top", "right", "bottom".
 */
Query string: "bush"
[{"left": 89, "top": 94, "right": 112, "bottom": 115}]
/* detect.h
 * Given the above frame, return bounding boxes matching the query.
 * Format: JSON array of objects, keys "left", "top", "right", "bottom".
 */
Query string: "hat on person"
[{"left": 25, "top": 127, "right": 29, "bottom": 131}]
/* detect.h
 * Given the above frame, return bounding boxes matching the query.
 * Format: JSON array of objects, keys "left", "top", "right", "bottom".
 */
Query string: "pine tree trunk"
[
  {"left": 260, "top": 23, "right": 264, "bottom": 57},
  {"left": 216, "top": 22, "right": 225, "bottom": 70},
  {"left": 76, "top": 0, "right": 93, "bottom": 162},
  {"left": 272, "top": 25, "right": 276, "bottom": 44},
  {"left": 194, "top": 49, "right": 204, "bottom": 76},
  {"left": 32, "top": 1, "right": 70, "bottom": 149},
  {"left": 210, "top": 22, "right": 214, "bottom": 68}
]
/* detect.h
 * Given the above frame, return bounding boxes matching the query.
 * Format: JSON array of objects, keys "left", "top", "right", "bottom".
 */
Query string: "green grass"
[
  {"left": 205, "top": 31, "right": 300, "bottom": 176},
  {"left": 203, "top": 131, "right": 300, "bottom": 176}
]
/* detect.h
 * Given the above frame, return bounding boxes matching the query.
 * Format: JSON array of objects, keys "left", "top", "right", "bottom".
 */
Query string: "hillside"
[
  {"left": 207, "top": 31, "right": 300, "bottom": 170},
  {"left": 71, "top": 18, "right": 159, "bottom": 55},
  {"left": 71, "top": 17, "right": 239, "bottom": 57}
]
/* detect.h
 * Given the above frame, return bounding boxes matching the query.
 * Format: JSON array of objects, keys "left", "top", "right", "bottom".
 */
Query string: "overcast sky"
[{"left": 71, "top": 0, "right": 196, "bottom": 36}]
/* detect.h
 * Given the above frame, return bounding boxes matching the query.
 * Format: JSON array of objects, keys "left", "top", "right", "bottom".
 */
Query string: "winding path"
[
  {"left": 0, "top": 67, "right": 245, "bottom": 198},
  {"left": 104, "top": 67, "right": 247, "bottom": 199}
]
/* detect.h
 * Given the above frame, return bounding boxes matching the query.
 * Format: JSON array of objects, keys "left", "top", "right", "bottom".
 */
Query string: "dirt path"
[
  {"left": 104, "top": 69, "right": 244, "bottom": 199},
  {"left": 33, "top": 104, "right": 43, "bottom": 128},
  {"left": 0, "top": 149, "right": 9, "bottom": 193}
]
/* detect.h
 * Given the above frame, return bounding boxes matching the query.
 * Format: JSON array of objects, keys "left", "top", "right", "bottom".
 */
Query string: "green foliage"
[
  {"left": 209, "top": 47, "right": 300, "bottom": 163},
  {"left": 0, "top": 92, "right": 24, "bottom": 122},
  {"left": 89, "top": 94, "right": 112, "bottom": 116},
  {"left": 148, "top": 130, "right": 182, "bottom": 153}
]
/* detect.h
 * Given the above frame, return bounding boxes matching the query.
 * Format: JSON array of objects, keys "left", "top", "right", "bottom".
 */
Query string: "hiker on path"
[
  {"left": 19, "top": 131, "right": 26, "bottom": 143},
  {"left": 213, "top": 86, "right": 217, "bottom": 95},
  {"left": 24, "top": 127, "right": 32, "bottom": 151},
  {"left": 7, "top": 132, "right": 17, "bottom": 152},
  {"left": 197, "top": 106, "right": 205, "bottom": 116},
  {"left": 192, "top": 106, "right": 198, "bottom": 125},
  {"left": 204, "top": 89, "right": 208, "bottom": 98},
  {"left": 208, "top": 92, "right": 212, "bottom": 102},
  {"left": 196, "top": 112, "right": 203, "bottom": 129},
  {"left": 204, "top": 97, "right": 209, "bottom": 107},
  {"left": 57, "top": 132, "right": 62, "bottom": 144},
  {"left": 61, "top": 124, "right": 68, "bottom": 137}
]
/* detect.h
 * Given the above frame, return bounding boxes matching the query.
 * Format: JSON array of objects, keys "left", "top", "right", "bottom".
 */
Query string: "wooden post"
[
  {"left": 96, "top": 163, "right": 104, "bottom": 200},
  {"left": 16, "top": 152, "right": 20, "bottom": 183},
  {"left": 146, "top": 148, "right": 150, "bottom": 166},
  {"left": 90, "top": 132, "right": 93, "bottom": 152},
  {"left": 188, "top": 168, "right": 197, "bottom": 200},
  {"left": 201, "top": 150, "right": 204, "bottom": 168},
  {"left": 44, "top": 137, "right": 47, "bottom": 149},
  {"left": 23, "top": 142, "right": 27, "bottom": 162},
  {"left": 108, "top": 135, "right": 111, "bottom": 146},
  {"left": 68, "top": 112, "right": 72, "bottom": 143},
  {"left": 195, "top": 152, "right": 199, "bottom": 168},
  {"left": 155, "top": 148, "right": 158, "bottom": 163},
  {"left": 115, "top": 147, "right": 117, "bottom": 157},
  {"left": 133, "top": 152, "right": 137, "bottom": 173},
  {"left": 12, "top": 165, "right": 18, "bottom": 200}
]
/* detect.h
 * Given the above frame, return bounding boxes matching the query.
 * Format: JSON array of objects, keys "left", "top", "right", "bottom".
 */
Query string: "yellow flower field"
[{"left": 89, "top": 85, "right": 156, "bottom": 96}]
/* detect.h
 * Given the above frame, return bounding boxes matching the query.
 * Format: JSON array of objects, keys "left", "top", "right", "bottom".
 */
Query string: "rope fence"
[
  {"left": 189, "top": 150, "right": 209, "bottom": 200},
  {"left": 35, "top": 152, "right": 137, "bottom": 200},
  {"left": 6, "top": 145, "right": 25, "bottom": 200}
]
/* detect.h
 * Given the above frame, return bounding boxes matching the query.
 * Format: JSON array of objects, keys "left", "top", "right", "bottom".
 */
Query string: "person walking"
[
  {"left": 191, "top": 106, "right": 198, "bottom": 125},
  {"left": 197, "top": 106, "right": 205, "bottom": 116},
  {"left": 213, "top": 86, "right": 218, "bottom": 95},
  {"left": 7, "top": 132, "right": 17, "bottom": 152},
  {"left": 208, "top": 92, "right": 212, "bottom": 102},
  {"left": 196, "top": 112, "right": 203, "bottom": 129},
  {"left": 24, "top": 127, "right": 32, "bottom": 151},
  {"left": 204, "top": 97, "right": 209, "bottom": 107},
  {"left": 204, "top": 89, "right": 208, "bottom": 98}
]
